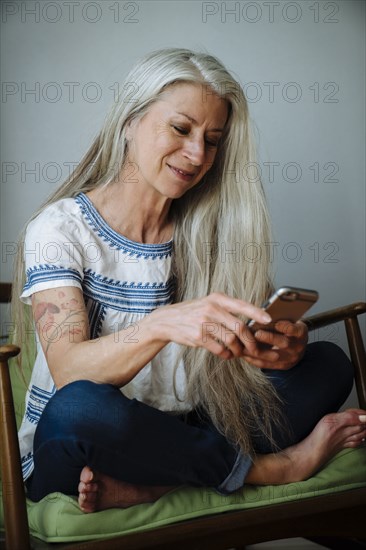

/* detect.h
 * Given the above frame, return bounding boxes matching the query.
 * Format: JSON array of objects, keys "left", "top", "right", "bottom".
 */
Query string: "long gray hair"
[{"left": 12, "top": 48, "right": 283, "bottom": 457}]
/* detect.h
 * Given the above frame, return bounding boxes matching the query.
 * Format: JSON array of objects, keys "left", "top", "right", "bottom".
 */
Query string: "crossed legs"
[{"left": 26, "top": 342, "right": 366, "bottom": 512}]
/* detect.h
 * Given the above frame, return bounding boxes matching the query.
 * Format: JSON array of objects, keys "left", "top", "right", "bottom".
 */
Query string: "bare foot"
[
  {"left": 247, "top": 408, "right": 366, "bottom": 485},
  {"left": 284, "top": 408, "right": 366, "bottom": 481},
  {"left": 78, "top": 466, "right": 176, "bottom": 513}
]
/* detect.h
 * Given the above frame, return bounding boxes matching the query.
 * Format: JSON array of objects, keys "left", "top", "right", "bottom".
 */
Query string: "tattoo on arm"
[{"left": 33, "top": 290, "right": 89, "bottom": 356}]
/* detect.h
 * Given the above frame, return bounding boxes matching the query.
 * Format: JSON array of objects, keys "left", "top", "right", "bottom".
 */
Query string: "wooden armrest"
[
  {"left": 0, "top": 344, "right": 21, "bottom": 361},
  {"left": 303, "top": 302, "right": 366, "bottom": 330},
  {"left": 0, "top": 344, "right": 31, "bottom": 549}
]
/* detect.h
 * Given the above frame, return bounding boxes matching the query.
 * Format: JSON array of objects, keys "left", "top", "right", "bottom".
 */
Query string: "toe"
[
  {"left": 80, "top": 465, "right": 94, "bottom": 483},
  {"left": 78, "top": 490, "right": 98, "bottom": 513},
  {"left": 84, "top": 491, "right": 98, "bottom": 503},
  {"left": 78, "top": 481, "right": 98, "bottom": 493}
]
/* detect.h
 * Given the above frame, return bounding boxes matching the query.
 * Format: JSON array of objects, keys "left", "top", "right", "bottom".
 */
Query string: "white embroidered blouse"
[{"left": 18, "top": 192, "right": 190, "bottom": 481}]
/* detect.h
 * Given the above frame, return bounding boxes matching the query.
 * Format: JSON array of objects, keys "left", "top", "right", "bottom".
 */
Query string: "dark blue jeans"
[{"left": 26, "top": 342, "right": 354, "bottom": 502}]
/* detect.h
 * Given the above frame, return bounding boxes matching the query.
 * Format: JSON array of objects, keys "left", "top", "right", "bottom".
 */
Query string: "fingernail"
[
  {"left": 262, "top": 313, "right": 271, "bottom": 323},
  {"left": 359, "top": 415, "right": 366, "bottom": 423}
]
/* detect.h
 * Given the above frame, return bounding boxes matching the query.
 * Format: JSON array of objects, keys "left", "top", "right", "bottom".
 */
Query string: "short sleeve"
[{"left": 20, "top": 203, "right": 84, "bottom": 304}]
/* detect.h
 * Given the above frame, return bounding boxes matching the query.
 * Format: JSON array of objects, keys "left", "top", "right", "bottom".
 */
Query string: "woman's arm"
[
  {"left": 32, "top": 286, "right": 170, "bottom": 389},
  {"left": 32, "top": 287, "right": 272, "bottom": 389}
]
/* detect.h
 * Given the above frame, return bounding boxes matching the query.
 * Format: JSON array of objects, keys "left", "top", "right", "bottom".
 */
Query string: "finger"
[
  {"left": 237, "top": 324, "right": 260, "bottom": 355},
  {"left": 224, "top": 324, "right": 259, "bottom": 356},
  {"left": 215, "top": 326, "right": 245, "bottom": 358},
  {"left": 242, "top": 356, "right": 270, "bottom": 369},
  {"left": 242, "top": 352, "right": 294, "bottom": 370},
  {"left": 210, "top": 293, "right": 272, "bottom": 326},
  {"left": 199, "top": 302, "right": 261, "bottom": 356},
  {"left": 255, "top": 352, "right": 296, "bottom": 369},
  {"left": 207, "top": 315, "right": 259, "bottom": 355},
  {"left": 243, "top": 345, "right": 280, "bottom": 362},
  {"left": 244, "top": 358, "right": 292, "bottom": 370},
  {"left": 202, "top": 317, "right": 256, "bottom": 356},
  {"left": 274, "top": 320, "right": 308, "bottom": 340},
  {"left": 202, "top": 293, "right": 274, "bottom": 355},
  {"left": 254, "top": 329, "right": 289, "bottom": 349},
  {"left": 203, "top": 333, "right": 237, "bottom": 360}
]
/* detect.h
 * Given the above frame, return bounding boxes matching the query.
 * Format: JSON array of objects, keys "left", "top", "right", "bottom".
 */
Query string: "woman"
[{"left": 13, "top": 48, "right": 366, "bottom": 513}]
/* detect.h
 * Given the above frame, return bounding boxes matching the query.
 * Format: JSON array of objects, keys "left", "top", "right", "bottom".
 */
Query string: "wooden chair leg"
[{"left": 0, "top": 345, "right": 31, "bottom": 550}]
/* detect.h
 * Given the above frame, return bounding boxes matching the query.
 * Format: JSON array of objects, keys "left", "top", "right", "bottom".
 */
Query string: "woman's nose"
[{"left": 183, "top": 137, "right": 205, "bottom": 166}]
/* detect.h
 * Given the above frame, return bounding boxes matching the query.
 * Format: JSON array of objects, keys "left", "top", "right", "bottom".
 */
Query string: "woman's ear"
[
  {"left": 125, "top": 117, "right": 138, "bottom": 142},
  {"left": 125, "top": 121, "right": 133, "bottom": 142}
]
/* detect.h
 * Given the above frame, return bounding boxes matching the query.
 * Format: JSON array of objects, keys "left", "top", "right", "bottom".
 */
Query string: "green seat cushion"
[
  {"left": 0, "top": 448, "right": 365, "bottom": 543},
  {"left": 1, "top": 354, "right": 366, "bottom": 543}
]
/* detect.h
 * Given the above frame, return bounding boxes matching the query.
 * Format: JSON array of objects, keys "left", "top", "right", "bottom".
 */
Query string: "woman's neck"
[{"left": 86, "top": 182, "right": 174, "bottom": 244}]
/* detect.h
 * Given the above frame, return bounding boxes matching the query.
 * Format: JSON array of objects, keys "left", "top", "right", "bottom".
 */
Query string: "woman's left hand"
[{"left": 242, "top": 320, "right": 308, "bottom": 370}]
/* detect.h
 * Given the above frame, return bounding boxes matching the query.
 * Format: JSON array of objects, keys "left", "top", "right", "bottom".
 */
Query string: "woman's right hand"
[{"left": 150, "top": 292, "right": 273, "bottom": 360}]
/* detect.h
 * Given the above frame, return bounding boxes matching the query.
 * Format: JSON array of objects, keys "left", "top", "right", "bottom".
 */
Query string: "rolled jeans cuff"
[{"left": 215, "top": 453, "right": 253, "bottom": 495}]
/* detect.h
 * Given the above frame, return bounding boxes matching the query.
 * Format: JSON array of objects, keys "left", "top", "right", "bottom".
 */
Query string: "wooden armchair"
[{"left": 1, "top": 281, "right": 365, "bottom": 550}]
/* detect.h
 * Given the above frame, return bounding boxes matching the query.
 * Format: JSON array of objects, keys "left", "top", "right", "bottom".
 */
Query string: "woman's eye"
[
  {"left": 173, "top": 126, "right": 188, "bottom": 135},
  {"left": 173, "top": 126, "right": 219, "bottom": 148}
]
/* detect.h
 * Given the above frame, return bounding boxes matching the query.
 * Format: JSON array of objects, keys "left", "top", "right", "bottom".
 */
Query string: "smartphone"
[{"left": 247, "top": 286, "right": 319, "bottom": 332}]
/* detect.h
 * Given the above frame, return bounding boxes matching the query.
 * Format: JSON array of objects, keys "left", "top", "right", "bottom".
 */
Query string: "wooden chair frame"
[{"left": 1, "top": 281, "right": 365, "bottom": 549}]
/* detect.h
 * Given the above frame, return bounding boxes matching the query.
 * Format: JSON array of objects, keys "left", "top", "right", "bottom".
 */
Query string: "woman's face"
[{"left": 124, "top": 82, "right": 229, "bottom": 200}]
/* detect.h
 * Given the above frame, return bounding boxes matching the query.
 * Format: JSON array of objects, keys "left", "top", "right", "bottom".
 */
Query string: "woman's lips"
[{"left": 168, "top": 164, "right": 195, "bottom": 181}]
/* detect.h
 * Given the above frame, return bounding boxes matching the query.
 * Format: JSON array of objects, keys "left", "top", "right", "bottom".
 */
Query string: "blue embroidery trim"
[
  {"left": 25, "top": 384, "right": 56, "bottom": 425},
  {"left": 23, "top": 265, "right": 82, "bottom": 293},
  {"left": 75, "top": 193, "right": 173, "bottom": 260},
  {"left": 21, "top": 452, "right": 34, "bottom": 480},
  {"left": 87, "top": 300, "right": 106, "bottom": 339},
  {"left": 82, "top": 269, "right": 175, "bottom": 313}
]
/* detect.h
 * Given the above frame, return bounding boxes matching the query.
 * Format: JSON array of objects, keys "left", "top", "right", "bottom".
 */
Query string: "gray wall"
[{"left": 1, "top": 0, "right": 365, "bottom": 403}]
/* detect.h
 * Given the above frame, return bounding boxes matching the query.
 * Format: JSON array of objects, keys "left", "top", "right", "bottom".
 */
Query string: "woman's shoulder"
[
  {"left": 26, "top": 196, "right": 83, "bottom": 235},
  {"left": 31, "top": 196, "right": 79, "bottom": 221}
]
